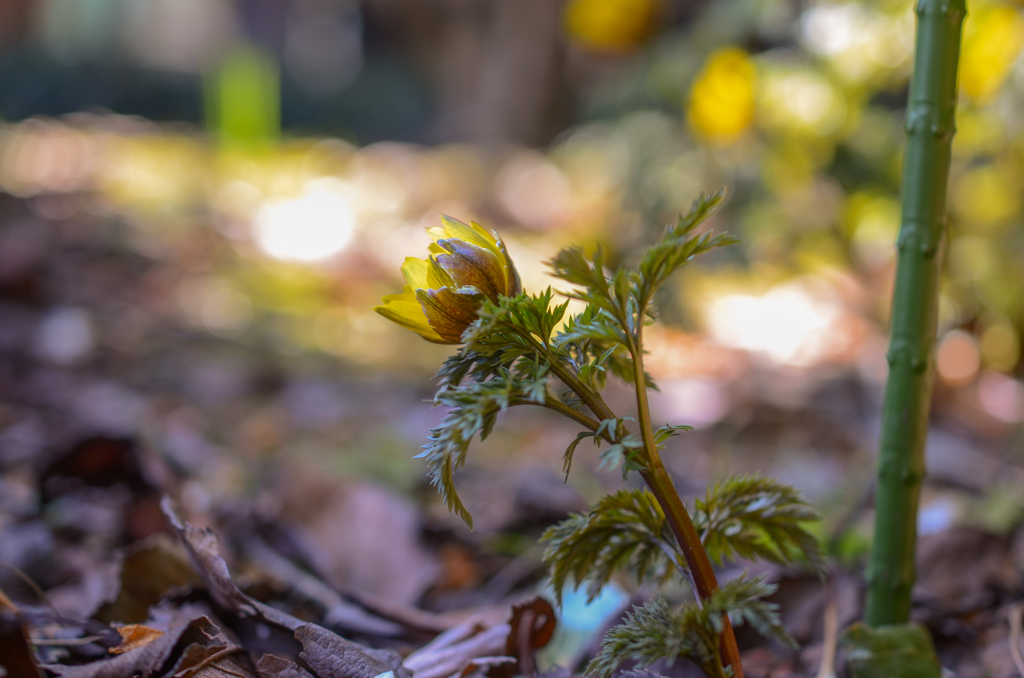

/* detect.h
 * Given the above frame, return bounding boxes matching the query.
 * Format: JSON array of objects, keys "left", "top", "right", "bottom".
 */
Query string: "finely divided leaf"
[
  {"left": 563, "top": 431, "right": 596, "bottom": 480},
  {"left": 585, "top": 575, "right": 790, "bottom": 678},
  {"left": 585, "top": 596, "right": 717, "bottom": 678},
  {"left": 421, "top": 368, "right": 550, "bottom": 529},
  {"left": 695, "top": 474, "right": 825, "bottom": 576},
  {"left": 654, "top": 424, "right": 694, "bottom": 448},
  {"left": 631, "top": 191, "right": 739, "bottom": 317},
  {"left": 708, "top": 575, "right": 793, "bottom": 649},
  {"left": 541, "top": 489, "right": 679, "bottom": 603},
  {"left": 555, "top": 305, "right": 635, "bottom": 390}
]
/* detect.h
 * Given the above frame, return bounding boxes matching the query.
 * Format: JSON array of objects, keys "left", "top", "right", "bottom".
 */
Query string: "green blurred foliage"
[
  {"left": 2, "top": 0, "right": 1022, "bottom": 384},
  {"left": 841, "top": 622, "right": 942, "bottom": 678},
  {"left": 569, "top": 0, "right": 1024, "bottom": 376}
]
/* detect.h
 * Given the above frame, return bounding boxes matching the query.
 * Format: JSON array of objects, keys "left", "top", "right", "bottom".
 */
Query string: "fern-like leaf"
[
  {"left": 585, "top": 596, "right": 718, "bottom": 678},
  {"left": 708, "top": 575, "right": 794, "bottom": 649},
  {"left": 543, "top": 476, "right": 822, "bottom": 608},
  {"left": 420, "top": 368, "right": 549, "bottom": 529},
  {"left": 586, "top": 575, "right": 791, "bottom": 678},
  {"left": 632, "top": 191, "right": 739, "bottom": 317},
  {"left": 695, "top": 474, "right": 825, "bottom": 576},
  {"left": 541, "top": 488, "right": 679, "bottom": 603}
]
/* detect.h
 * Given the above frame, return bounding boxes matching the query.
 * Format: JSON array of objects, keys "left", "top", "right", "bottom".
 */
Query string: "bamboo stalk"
[{"left": 865, "top": 0, "right": 966, "bottom": 626}]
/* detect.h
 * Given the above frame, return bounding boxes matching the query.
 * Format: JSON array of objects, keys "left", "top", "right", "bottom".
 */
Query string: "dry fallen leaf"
[
  {"left": 43, "top": 610, "right": 220, "bottom": 678},
  {"left": 162, "top": 497, "right": 412, "bottom": 678},
  {"left": 256, "top": 654, "right": 317, "bottom": 678},
  {"left": 295, "top": 623, "right": 409, "bottom": 678},
  {"left": 171, "top": 644, "right": 255, "bottom": 678},
  {"left": 0, "top": 610, "right": 44, "bottom": 678},
  {"left": 499, "top": 597, "right": 556, "bottom": 678},
  {"left": 98, "top": 536, "right": 198, "bottom": 625},
  {"left": 110, "top": 624, "right": 166, "bottom": 654},
  {"left": 161, "top": 498, "right": 256, "bottom": 617}
]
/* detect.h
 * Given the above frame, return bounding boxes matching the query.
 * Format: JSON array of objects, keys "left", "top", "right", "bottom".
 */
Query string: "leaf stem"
[
  {"left": 527, "top": 312, "right": 744, "bottom": 674},
  {"left": 527, "top": 336, "right": 618, "bottom": 424},
  {"left": 627, "top": 327, "right": 744, "bottom": 678},
  {"left": 516, "top": 395, "right": 609, "bottom": 440}
]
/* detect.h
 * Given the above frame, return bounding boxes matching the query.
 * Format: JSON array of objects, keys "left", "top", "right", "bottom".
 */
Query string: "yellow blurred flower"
[
  {"left": 688, "top": 48, "right": 756, "bottom": 143},
  {"left": 375, "top": 217, "right": 522, "bottom": 343},
  {"left": 953, "top": 164, "right": 1021, "bottom": 226},
  {"left": 564, "top": 0, "right": 660, "bottom": 53},
  {"left": 959, "top": 3, "right": 1024, "bottom": 103}
]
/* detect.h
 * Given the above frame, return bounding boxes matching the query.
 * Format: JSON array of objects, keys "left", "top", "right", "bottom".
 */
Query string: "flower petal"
[
  {"left": 374, "top": 286, "right": 448, "bottom": 343},
  {"left": 428, "top": 216, "right": 502, "bottom": 258},
  {"left": 401, "top": 257, "right": 453, "bottom": 290},
  {"left": 416, "top": 287, "right": 483, "bottom": 343},
  {"left": 435, "top": 239, "right": 506, "bottom": 302},
  {"left": 490, "top": 230, "right": 522, "bottom": 296}
]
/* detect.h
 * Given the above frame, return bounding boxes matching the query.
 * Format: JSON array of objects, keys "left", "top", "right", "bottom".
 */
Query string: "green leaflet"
[
  {"left": 841, "top": 622, "right": 942, "bottom": 678},
  {"left": 542, "top": 479, "right": 824, "bottom": 604},
  {"left": 542, "top": 488, "right": 677, "bottom": 604},
  {"left": 696, "top": 475, "right": 826, "bottom": 576},
  {"left": 550, "top": 191, "right": 736, "bottom": 350},
  {"left": 654, "top": 424, "right": 694, "bottom": 448},
  {"left": 585, "top": 575, "right": 792, "bottom": 678},
  {"left": 554, "top": 306, "right": 649, "bottom": 391},
  {"left": 632, "top": 192, "right": 739, "bottom": 319},
  {"left": 420, "top": 366, "right": 550, "bottom": 529}
]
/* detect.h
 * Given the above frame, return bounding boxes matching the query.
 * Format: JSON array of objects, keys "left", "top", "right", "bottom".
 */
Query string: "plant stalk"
[
  {"left": 540, "top": 329, "right": 743, "bottom": 673},
  {"left": 865, "top": 0, "right": 966, "bottom": 626},
  {"left": 543, "top": 348, "right": 618, "bottom": 423},
  {"left": 629, "top": 330, "right": 744, "bottom": 678}
]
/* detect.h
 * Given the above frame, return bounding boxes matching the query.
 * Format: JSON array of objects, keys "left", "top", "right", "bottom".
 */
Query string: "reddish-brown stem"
[
  {"left": 640, "top": 467, "right": 743, "bottom": 676},
  {"left": 541, "top": 336, "right": 743, "bottom": 675},
  {"left": 629, "top": 328, "right": 743, "bottom": 678}
]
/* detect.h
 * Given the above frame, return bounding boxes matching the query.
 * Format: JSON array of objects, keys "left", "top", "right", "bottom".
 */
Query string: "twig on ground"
[
  {"left": 0, "top": 559, "right": 61, "bottom": 619},
  {"left": 29, "top": 636, "right": 106, "bottom": 646},
  {"left": 1009, "top": 602, "right": 1024, "bottom": 678},
  {"left": 174, "top": 646, "right": 251, "bottom": 678},
  {"left": 814, "top": 591, "right": 838, "bottom": 678}
]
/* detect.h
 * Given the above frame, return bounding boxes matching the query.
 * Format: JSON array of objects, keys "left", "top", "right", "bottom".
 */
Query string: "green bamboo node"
[{"left": 865, "top": 0, "right": 967, "bottom": 627}]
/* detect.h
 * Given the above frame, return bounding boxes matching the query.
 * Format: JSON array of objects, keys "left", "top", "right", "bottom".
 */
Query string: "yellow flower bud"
[{"left": 375, "top": 216, "right": 522, "bottom": 343}]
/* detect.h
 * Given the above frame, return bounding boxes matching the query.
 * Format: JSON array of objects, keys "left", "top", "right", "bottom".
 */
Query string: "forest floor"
[{"left": 2, "top": 192, "right": 1023, "bottom": 678}]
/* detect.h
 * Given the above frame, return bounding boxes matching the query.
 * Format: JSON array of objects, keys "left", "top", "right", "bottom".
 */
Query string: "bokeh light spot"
[
  {"left": 254, "top": 178, "right": 355, "bottom": 262},
  {"left": 979, "top": 317, "right": 1020, "bottom": 372},
  {"left": 960, "top": 5, "right": 1024, "bottom": 103},
  {"left": 936, "top": 329, "right": 980, "bottom": 385},
  {"left": 977, "top": 371, "right": 1024, "bottom": 423},
  {"left": 848, "top": 193, "right": 900, "bottom": 269},
  {"left": 497, "top": 153, "right": 572, "bottom": 229},
  {"left": 705, "top": 282, "right": 843, "bottom": 366},
  {"left": 688, "top": 48, "right": 756, "bottom": 143},
  {"left": 761, "top": 69, "right": 846, "bottom": 136},
  {"left": 36, "top": 307, "right": 95, "bottom": 365},
  {"left": 564, "top": 0, "right": 659, "bottom": 53},
  {"left": 953, "top": 164, "right": 1020, "bottom": 226}
]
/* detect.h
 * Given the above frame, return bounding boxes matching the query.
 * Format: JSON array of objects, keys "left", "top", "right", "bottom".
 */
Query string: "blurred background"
[{"left": 1, "top": 0, "right": 1024, "bottom": 670}]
